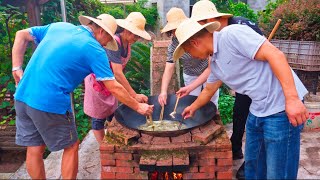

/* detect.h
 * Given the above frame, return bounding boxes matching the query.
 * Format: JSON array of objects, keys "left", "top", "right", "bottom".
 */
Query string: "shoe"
[
  {"left": 233, "top": 150, "right": 244, "bottom": 160},
  {"left": 236, "top": 162, "right": 245, "bottom": 180}
]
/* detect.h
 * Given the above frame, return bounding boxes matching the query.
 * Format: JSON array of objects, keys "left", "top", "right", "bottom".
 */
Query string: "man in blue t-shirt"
[
  {"left": 11, "top": 14, "right": 153, "bottom": 179},
  {"left": 173, "top": 19, "right": 308, "bottom": 179}
]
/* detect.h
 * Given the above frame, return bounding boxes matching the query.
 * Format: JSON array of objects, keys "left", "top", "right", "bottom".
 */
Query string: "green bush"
[
  {"left": 258, "top": 0, "right": 320, "bottom": 41},
  {"left": 210, "top": 0, "right": 258, "bottom": 22},
  {"left": 0, "top": 4, "right": 31, "bottom": 125},
  {"left": 125, "top": 42, "right": 151, "bottom": 96},
  {"left": 218, "top": 93, "right": 235, "bottom": 125}
]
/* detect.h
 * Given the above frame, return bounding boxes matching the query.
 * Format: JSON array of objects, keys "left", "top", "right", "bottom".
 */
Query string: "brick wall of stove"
[
  {"left": 100, "top": 143, "right": 233, "bottom": 180},
  {"left": 150, "top": 40, "right": 180, "bottom": 95}
]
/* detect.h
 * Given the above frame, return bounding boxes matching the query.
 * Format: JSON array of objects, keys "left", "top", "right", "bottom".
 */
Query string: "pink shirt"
[{"left": 83, "top": 36, "right": 131, "bottom": 119}]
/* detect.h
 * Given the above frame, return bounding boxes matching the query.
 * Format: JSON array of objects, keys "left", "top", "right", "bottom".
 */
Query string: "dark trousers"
[{"left": 231, "top": 93, "right": 252, "bottom": 154}]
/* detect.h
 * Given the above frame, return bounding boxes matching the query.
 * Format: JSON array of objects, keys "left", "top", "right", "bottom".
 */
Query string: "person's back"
[{"left": 15, "top": 22, "right": 107, "bottom": 114}]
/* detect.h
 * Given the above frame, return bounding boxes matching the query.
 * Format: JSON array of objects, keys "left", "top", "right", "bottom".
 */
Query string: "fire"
[
  {"left": 149, "top": 171, "right": 183, "bottom": 180},
  {"left": 173, "top": 172, "right": 183, "bottom": 180}
]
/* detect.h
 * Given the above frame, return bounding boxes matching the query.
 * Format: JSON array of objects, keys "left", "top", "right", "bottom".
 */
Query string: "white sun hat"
[
  {"left": 79, "top": 14, "right": 118, "bottom": 51},
  {"left": 191, "top": 0, "right": 232, "bottom": 22},
  {"left": 161, "top": 7, "right": 188, "bottom": 33},
  {"left": 173, "top": 19, "right": 220, "bottom": 61},
  {"left": 116, "top": 12, "right": 151, "bottom": 40}
]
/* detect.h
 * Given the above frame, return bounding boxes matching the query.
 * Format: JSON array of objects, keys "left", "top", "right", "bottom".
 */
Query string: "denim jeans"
[{"left": 245, "top": 111, "right": 303, "bottom": 179}]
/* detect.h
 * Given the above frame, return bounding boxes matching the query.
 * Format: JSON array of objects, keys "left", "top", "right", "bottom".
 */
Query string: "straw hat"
[
  {"left": 79, "top": 14, "right": 118, "bottom": 51},
  {"left": 173, "top": 19, "right": 220, "bottom": 61},
  {"left": 161, "top": 7, "right": 188, "bottom": 33},
  {"left": 191, "top": 0, "right": 232, "bottom": 22},
  {"left": 116, "top": 12, "right": 151, "bottom": 40}
]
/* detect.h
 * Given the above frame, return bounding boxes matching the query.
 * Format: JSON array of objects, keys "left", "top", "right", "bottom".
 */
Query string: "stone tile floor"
[{"left": 2, "top": 125, "right": 320, "bottom": 179}]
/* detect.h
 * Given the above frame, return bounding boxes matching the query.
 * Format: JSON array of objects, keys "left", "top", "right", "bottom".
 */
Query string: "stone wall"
[
  {"left": 150, "top": 40, "right": 180, "bottom": 96},
  {"left": 147, "top": 0, "right": 190, "bottom": 29}
]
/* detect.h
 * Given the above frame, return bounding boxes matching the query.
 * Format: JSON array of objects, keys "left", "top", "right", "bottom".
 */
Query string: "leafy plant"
[
  {"left": 125, "top": 0, "right": 158, "bottom": 30},
  {"left": 218, "top": 93, "right": 235, "bottom": 125},
  {"left": 210, "top": 0, "right": 258, "bottom": 22},
  {"left": 73, "top": 84, "right": 90, "bottom": 141},
  {"left": 258, "top": 0, "right": 320, "bottom": 41},
  {"left": 125, "top": 42, "right": 151, "bottom": 95}
]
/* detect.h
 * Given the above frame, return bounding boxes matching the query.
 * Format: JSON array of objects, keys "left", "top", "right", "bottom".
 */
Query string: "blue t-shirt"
[
  {"left": 14, "top": 22, "right": 115, "bottom": 114},
  {"left": 207, "top": 24, "right": 308, "bottom": 117}
]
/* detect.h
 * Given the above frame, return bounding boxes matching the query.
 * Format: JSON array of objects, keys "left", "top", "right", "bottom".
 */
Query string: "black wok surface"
[{"left": 114, "top": 94, "right": 217, "bottom": 137}]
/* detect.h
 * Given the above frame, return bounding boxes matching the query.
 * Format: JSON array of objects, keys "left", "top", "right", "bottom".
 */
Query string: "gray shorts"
[{"left": 15, "top": 100, "right": 78, "bottom": 151}]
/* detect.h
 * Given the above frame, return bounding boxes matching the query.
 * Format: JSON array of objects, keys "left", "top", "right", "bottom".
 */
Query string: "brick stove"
[{"left": 100, "top": 115, "right": 233, "bottom": 180}]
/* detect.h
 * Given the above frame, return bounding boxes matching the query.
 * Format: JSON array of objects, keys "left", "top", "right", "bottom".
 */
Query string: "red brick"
[
  {"left": 139, "top": 134, "right": 154, "bottom": 144},
  {"left": 151, "top": 137, "right": 171, "bottom": 145},
  {"left": 191, "top": 128, "right": 201, "bottom": 134},
  {"left": 199, "top": 150, "right": 232, "bottom": 159},
  {"left": 100, "top": 143, "right": 114, "bottom": 152},
  {"left": 101, "top": 172, "right": 115, "bottom": 179},
  {"left": 198, "top": 159, "right": 216, "bottom": 166},
  {"left": 217, "top": 158, "right": 233, "bottom": 166},
  {"left": 153, "top": 40, "right": 170, "bottom": 48},
  {"left": 116, "top": 167, "right": 133, "bottom": 173},
  {"left": 216, "top": 171, "right": 233, "bottom": 179},
  {"left": 183, "top": 172, "right": 215, "bottom": 179},
  {"left": 194, "top": 125, "right": 223, "bottom": 144},
  {"left": 172, "top": 154, "right": 189, "bottom": 166},
  {"left": 101, "top": 159, "right": 115, "bottom": 166},
  {"left": 116, "top": 159, "right": 138, "bottom": 167},
  {"left": 199, "top": 166, "right": 215, "bottom": 173},
  {"left": 116, "top": 172, "right": 148, "bottom": 179},
  {"left": 133, "top": 167, "right": 141, "bottom": 173},
  {"left": 140, "top": 156, "right": 157, "bottom": 165},
  {"left": 188, "top": 166, "right": 199, "bottom": 173},
  {"left": 156, "top": 156, "right": 173, "bottom": 166},
  {"left": 114, "top": 153, "right": 132, "bottom": 160},
  {"left": 100, "top": 153, "right": 115, "bottom": 160},
  {"left": 171, "top": 133, "right": 192, "bottom": 143},
  {"left": 215, "top": 165, "right": 232, "bottom": 172}
]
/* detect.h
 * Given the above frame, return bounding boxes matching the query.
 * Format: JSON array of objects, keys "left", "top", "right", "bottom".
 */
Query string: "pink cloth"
[{"left": 83, "top": 35, "right": 131, "bottom": 119}]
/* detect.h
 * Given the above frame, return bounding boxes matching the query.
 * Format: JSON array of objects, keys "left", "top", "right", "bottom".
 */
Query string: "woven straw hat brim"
[
  {"left": 191, "top": 12, "right": 232, "bottom": 22},
  {"left": 79, "top": 15, "right": 118, "bottom": 51},
  {"left": 173, "top": 21, "right": 220, "bottom": 61},
  {"left": 116, "top": 19, "right": 151, "bottom": 40},
  {"left": 161, "top": 19, "right": 186, "bottom": 33}
]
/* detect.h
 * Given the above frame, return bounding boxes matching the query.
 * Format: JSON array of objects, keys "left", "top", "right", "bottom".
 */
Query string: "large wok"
[{"left": 114, "top": 94, "right": 217, "bottom": 137}]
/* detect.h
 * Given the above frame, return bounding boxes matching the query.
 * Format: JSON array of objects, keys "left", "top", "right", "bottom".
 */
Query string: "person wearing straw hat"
[
  {"left": 84, "top": 12, "right": 151, "bottom": 143},
  {"left": 176, "top": 19, "right": 308, "bottom": 179},
  {"left": 175, "top": 0, "right": 264, "bottom": 178},
  {"left": 11, "top": 14, "right": 153, "bottom": 179},
  {"left": 158, "top": 7, "right": 220, "bottom": 109}
]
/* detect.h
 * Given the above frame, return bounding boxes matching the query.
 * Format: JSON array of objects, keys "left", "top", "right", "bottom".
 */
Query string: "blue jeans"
[{"left": 245, "top": 111, "right": 303, "bottom": 179}]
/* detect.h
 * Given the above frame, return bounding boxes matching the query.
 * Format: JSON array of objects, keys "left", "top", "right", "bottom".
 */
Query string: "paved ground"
[{"left": 2, "top": 125, "right": 320, "bottom": 179}]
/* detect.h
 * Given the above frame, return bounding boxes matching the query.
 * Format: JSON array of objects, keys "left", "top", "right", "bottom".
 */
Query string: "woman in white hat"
[
  {"left": 158, "top": 7, "right": 219, "bottom": 109},
  {"left": 84, "top": 12, "right": 151, "bottom": 143}
]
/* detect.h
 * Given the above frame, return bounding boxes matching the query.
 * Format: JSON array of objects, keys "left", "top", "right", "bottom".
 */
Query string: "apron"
[{"left": 83, "top": 35, "right": 131, "bottom": 119}]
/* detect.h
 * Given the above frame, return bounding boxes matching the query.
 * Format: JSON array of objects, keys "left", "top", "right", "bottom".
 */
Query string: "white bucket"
[{"left": 304, "top": 101, "right": 320, "bottom": 131}]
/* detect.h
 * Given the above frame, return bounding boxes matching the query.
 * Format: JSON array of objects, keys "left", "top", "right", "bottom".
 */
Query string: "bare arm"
[
  {"left": 111, "top": 62, "right": 147, "bottom": 103},
  {"left": 12, "top": 29, "right": 34, "bottom": 85},
  {"left": 160, "top": 62, "right": 175, "bottom": 94},
  {"left": 182, "top": 80, "right": 222, "bottom": 119},
  {"left": 112, "top": 62, "right": 136, "bottom": 96},
  {"left": 158, "top": 62, "right": 175, "bottom": 106},
  {"left": 254, "top": 40, "right": 308, "bottom": 126},
  {"left": 103, "top": 80, "right": 153, "bottom": 115},
  {"left": 177, "top": 59, "right": 211, "bottom": 97}
]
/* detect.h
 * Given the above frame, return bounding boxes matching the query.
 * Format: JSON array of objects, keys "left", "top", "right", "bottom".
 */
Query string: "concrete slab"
[{"left": 9, "top": 130, "right": 100, "bottom": 179}]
